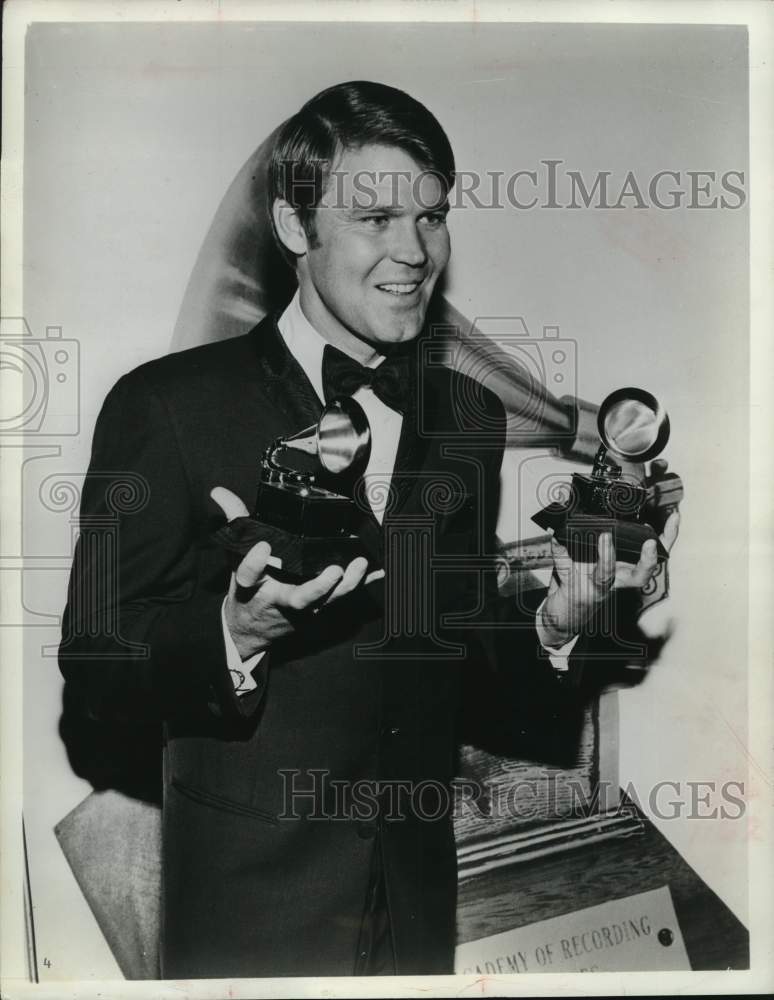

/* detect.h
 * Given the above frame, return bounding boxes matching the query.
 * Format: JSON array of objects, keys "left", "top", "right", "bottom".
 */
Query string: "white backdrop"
[{"left": 19, "top": 20, "right": 748, "bottom": 978}]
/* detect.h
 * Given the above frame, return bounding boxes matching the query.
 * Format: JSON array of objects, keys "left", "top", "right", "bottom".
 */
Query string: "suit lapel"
[
  {"left": 249, "top": 313, "right": 323, "bottom": 432},
  {"left": 387, "top": 344, "right": 439, "bottom": 520},
  {"left": 350, "top": 371, "right": 438, "bottom": 567}
]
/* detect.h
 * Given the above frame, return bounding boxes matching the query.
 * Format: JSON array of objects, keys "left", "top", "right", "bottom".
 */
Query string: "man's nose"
[{"left": 389, "top": 221, "right": 428, "bottom": 268}]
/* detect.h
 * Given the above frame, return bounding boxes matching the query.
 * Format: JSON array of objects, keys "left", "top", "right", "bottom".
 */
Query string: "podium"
[
  {"left": 454, "top": 696, "right": 749, "bottom": 971},
  {"left": 455, "top": 794, "right": 748, "bottom": 970}
]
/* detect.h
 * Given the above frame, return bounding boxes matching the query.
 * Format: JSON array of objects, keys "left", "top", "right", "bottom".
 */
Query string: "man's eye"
[
  {"left": 421, "top": 212, "right": 448, "bottom": 227},
  {"left": 362, "top": 215, "right": 389, "bottom": 228}
]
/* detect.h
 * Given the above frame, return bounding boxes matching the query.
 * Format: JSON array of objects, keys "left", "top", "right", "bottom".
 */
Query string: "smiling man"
[
  {"left": 275, "top": 143, "right": 451, "bottom": 357},
  {"left": 60, "top": 81, "right": 675, "bottom": 979}
]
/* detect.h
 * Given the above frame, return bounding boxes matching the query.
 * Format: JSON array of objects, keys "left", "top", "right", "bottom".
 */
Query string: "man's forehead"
[{"left": 325, "top": 142, "right": 447, "bottom": 210}]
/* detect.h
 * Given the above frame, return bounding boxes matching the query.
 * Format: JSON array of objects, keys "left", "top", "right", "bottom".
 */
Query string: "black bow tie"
[{"left": 322, "top": 344, "right": 412, "bottom": 414}]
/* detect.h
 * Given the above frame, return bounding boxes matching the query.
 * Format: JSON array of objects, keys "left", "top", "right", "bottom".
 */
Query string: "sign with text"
[{"left": 455, "top": 886, "right": 691, "bottom": 974}]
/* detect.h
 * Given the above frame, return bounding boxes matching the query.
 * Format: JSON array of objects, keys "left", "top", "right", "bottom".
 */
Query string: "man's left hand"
[{"left": 539, "top": 510, "right": 680, "bottom": 647}]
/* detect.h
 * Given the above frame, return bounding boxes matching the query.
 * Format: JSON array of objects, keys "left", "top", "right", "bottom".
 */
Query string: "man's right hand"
[{"left": 211, "top": 487, "right": 381, "bottom": 661}]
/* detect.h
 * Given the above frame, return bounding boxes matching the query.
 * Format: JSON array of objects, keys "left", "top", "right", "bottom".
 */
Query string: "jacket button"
[{"left": 357, "top": 821, "right": 377, "bottom": 839}]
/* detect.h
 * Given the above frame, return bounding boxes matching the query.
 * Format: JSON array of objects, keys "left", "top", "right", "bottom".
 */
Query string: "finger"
[
  {"left": 365, "top": 568, "right": 386, "bottom": 585},
  {"left": 549, "top": 531, "right": 574, "bottom": 582},
  {"left": 285, "top": 565, "right": 345, "bottom": 612},
  {"left": 324, "top": 557, "right": 369, "bottom": 603},
  {"left": 210, "top": 486, "right": 249, "bottom": 521},
  {"left": 235, "top": 540, "right": 272, "bottom": 590},
  {"left": 649, "top": 458, "right": 669, "bottom": 479},
  {"left": 591, "top": 532, "right": 616, "bottom": 591},
  {"left": 660, "top": 509, "right": 681, "bottom": 552},
  {"left": 625, "top": 537, "right": 659, "bottom": 589}
]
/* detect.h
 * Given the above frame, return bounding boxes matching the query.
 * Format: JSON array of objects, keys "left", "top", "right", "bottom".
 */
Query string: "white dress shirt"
[{"left": 223, "top": 292, "right": 576, "bottom": 693}]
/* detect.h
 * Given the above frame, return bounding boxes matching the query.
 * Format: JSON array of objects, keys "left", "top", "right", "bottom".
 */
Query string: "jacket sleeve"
[
  {"left": 453, "top": 389, "right": 601, "bottom": 755},
  {"left": 58, "top": 368, "right": 268, "bottom": 726},
  {"left": 458, "top": 388, "right": 659, "bottom": 755}
]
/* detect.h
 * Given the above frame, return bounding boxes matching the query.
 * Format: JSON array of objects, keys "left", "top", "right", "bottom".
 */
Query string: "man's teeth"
[{"left": 379, "top": 283, "right": 419, "bottom": 295}]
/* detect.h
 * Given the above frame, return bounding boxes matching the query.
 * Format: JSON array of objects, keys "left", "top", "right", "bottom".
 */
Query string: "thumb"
[{"left": 210, "top": 486, "right": 249, "bottom": 521}]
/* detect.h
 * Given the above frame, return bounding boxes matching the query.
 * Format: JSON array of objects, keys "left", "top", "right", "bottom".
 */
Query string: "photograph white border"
[{"left": 1, "top": 1, "right": 771, "bottom": 997}]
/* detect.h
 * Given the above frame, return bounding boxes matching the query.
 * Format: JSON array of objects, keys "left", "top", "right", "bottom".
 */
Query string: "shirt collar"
[{"left": 277, "top": 290, "right": 385, "bottom": 403}]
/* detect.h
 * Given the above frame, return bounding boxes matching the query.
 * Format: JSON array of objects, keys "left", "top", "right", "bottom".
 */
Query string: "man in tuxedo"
[{"left": 59, "top": 80, "right": 677, "bottom": 978}]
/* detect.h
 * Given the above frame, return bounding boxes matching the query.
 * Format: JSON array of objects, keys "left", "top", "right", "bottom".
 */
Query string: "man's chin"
[
  {"left": 374, "top": 309, "right": 429, "bottom": 346},
  {"left": 370, "top": 324, "right": 423, "bottom": 349}
]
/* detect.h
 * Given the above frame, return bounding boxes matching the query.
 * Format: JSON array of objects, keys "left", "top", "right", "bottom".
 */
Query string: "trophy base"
[
  {"left": 531, "top": 507, "right": 668, "bottom": 563},
  {"left": 255, "top": 480, "right": 357, "bottom": 537},
  {"left": 215, "top": 516, "right": 375, "bottom": 583}
]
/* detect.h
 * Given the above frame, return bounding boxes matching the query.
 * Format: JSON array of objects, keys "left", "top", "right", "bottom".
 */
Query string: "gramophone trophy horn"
[
  {"left": 216, "top": 396, "right": 372, "bottom": 583},
  {"left": 216, "top": 397, "right": 374, "bottom": 583},
  {"left": 270, "top": 397, "right": 371, "bottom": 477}
]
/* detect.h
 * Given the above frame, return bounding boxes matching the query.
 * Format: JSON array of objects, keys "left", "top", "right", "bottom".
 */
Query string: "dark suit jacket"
[{"left": 59, "top": 314, "right": 587, "bottom": 978}]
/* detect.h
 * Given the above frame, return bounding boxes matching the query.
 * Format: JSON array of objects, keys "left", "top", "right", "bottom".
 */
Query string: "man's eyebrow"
[
  {"left": 347, "top": 203, "right": 402, "bottom": 216},
  {"left": 347, "top": 200, "right": 451, "bottom": 216}
]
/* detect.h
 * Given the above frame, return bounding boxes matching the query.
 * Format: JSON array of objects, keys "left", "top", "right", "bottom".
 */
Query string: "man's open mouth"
[{"left": 376, "top": 281, "right": 422, "bottom": 296}]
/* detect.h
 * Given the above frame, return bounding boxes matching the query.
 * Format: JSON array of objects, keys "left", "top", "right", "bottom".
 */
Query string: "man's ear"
[{"left": 272, "top": 198, "right": 309, "bottom": 257}]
